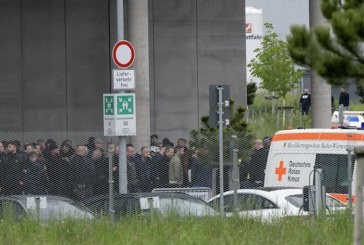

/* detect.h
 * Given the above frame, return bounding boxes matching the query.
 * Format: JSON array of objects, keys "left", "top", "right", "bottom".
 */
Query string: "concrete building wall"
[
  {"left": 0, "top": 0, "right": 110, "bottom": 133},
  {"left": 0, "top": 0, "right": 246, "bottom": 144},
  {"left": 151, "top": 0, "right": 246, "bottom": 140}
]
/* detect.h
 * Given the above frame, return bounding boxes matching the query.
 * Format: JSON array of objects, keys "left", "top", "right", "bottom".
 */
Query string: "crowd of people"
[
  {"left": 0, "top": 135, "right": 211, "bottom": 201},
  {"left": 0, "top": 133, "right": 273, "bottom": 201}
]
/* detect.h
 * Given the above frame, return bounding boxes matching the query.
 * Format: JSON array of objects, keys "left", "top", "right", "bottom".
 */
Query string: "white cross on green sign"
[
  {"left": 117, "top": 95, "right": 134, "bottom": 115},
  {"left": 104, "top": 96, "right": 114, "bottom": 115}
]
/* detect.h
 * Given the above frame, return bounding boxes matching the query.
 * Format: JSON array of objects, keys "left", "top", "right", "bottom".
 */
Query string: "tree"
[
  {"left": 248, "top": 23, "right": 304, "bottom": 106},
  {"left": 247, "top": 82, "right": 257, "bottom": 106},
  {"left": 287, "top": 1, "right": 364, "bottom": 86},
  {"left": 189, "top": 100, "right": 254, "bottom": 164}
]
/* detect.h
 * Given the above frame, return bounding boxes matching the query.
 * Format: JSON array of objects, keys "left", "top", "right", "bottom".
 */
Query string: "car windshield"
[
  {"left": 159, "top": 197, "right": 218, "bottom": 217},
  {"left": 285, "top": 195, "right": 346, "bottom": 208},
  {"left": 37, "top": 199, "right": 94, "bottom": 221}
]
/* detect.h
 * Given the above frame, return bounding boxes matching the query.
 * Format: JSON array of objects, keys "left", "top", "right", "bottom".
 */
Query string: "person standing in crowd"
[
  {"left": 136, "top": 146, "right": 153, "bottom": 192},
  {"left": 0, "top": 142, "right": 5, "bottom": 155},
  {"left": 339, "top": 86, "right": 350, "bottom": 108},
  {"left": 94, "top": 139, "right": 105, "bottom": 155},
  {"left": 34, "top": 143, "right": 43, "bottom": 156},
  {"left": 191, "top": 147, "right": 213, "bottom": 188},
  {"left": 169, "top": 146, "right": 184, "bottom": 188},
  {"left": 60, "top": 140, "right": 75, "bottom": 162},
  {"left": 43, "top": 139, "right": 57, "bottom": 163},
  {"left": 1, "top": 141, "right": 27, "bottom": 194},
  {"left": 46, "top": 144, "right": 70, "bottom": 196},
  {"left": 299, "top": 88, "right": 311, "bottom": 116},
  {"left": 156, "top": 146, "right": 173, "bottom": 188},
  {"left": 162, "top": 138, "right": 174, "bottom": 148},
  {"left": 92, "top": 148, "right": 108, "bottom": 195},
  {"left": 242, "top": 137, "right": 270, "bottom": 188},
  {"left": 36, "top": 139, "right": 46, "bottom": 153},
  {"left": 150, "top": 134, "right": 159, "bottom": 147},
  {"left": 112, "top": 144, "right": 121, "bottom": 193},
  {"left": 85, "top": 137, "right": 96, "bottom": 153},
  {"left": 176, "top": 138, "right": 192, "bottom": 186},
  {"left": 150, "top": 143, "right": 165, "bottom": 189},
  {"left": 69, "top": 145, "right": 95, "bottom": 201},
  {"left": 126, "top": 145, "right": 140, "bottom": 193},
  {"left": 24, "top": 143, "right": 35, "bottom": 156},
  {"left": 24, "top": 152, "right": 49, "bottom": 195}
]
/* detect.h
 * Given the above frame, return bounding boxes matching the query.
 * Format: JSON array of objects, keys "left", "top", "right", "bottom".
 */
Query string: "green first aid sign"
[{"left": 117, "top": 95, "right": 134, "bottom": 115}]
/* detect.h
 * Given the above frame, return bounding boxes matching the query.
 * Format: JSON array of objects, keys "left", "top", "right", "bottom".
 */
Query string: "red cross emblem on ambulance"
[{"left": 275, "top": 161, "right": 287, "bottom": 181}]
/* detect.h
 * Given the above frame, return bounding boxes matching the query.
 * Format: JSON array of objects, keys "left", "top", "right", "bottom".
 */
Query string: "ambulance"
[{"left": 264, "top": 129, "right": 364, "bottom": 202}]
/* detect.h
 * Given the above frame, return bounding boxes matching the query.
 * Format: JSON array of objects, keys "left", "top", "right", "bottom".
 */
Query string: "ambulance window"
[{"left": 315, "top": 154, "right": 355, "bottom": 193}]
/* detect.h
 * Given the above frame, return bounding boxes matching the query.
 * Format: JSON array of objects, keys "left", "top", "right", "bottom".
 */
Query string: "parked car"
[
  {"left": 82, "top": 192, "right": 218, "bottom": 221},
  {"left": 0, "top": 195, "right": 94, "bottom": 222},
  {"left": 207, "top": 187, "right": 346, "bottom": 221},
  {"left": 81, "top": 193, "right": 141, "bottom": 221},
  {"left": 342, "top": 115, "right": 364, "bottom": 128},
  {"left": 331, "top": 110, "right": 364, "bottom": 128},
  {"left": 136, "top": 192, "right": 219, "bottom": 217}
]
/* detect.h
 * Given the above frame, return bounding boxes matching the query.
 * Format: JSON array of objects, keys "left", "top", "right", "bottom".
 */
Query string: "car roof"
[
  {"left": 136, "top": 192, "right": 201, "bottom": 200},
  {"left": 3, "top": 195, "right": 76, "bottom": 203},
  {"left": 208, "top": 188, "right": 303, "bottom": 203},
  {"left": 82, "top": 192, "right": 204, "bottom": 206}
]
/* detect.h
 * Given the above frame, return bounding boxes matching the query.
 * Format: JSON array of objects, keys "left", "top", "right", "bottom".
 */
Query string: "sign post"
[
  {"left": 217, "top": 86, "right": 225, "bottom": 218},
  {"left": 107, "top": 37, "right": 136, "bottom": 196}
]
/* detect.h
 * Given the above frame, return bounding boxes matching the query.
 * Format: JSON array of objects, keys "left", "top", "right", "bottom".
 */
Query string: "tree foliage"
[
  {"left": 189, "top": 100, "right": 254, "bottom": 164},
  {"left": 287, "top": 0, "right": 364, "bottom": 86},
  {"left": 247, "top": 82, "right": 257, "bottom": 106},
  {"left": 248, "top": 23, "right": 304, "bottom": 99}
]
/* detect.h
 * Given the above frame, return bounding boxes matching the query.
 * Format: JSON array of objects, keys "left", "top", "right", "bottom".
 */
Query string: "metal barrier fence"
[{"left": 0, "top": 130, "right": 359, "bottom": 210}]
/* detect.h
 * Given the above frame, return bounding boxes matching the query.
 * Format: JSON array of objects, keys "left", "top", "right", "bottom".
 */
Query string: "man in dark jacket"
[
  {"left": 69, "top": 145, "right": 95, "bottom": 201},
  {"left": 46, "top": 145, "right": 70, "bottom": 197},
  {"left": 339, "top": 86, "right": 349, "bottom": 108},
  {"left": 1, "top": 141, "right": 27, "bottom": 194},
  {"left": 243, "top": 137, "right": 271, "bottom": 188},
  {"left": 24, "top": 152, "right": 49, "bottom": 195},
  {"left": 299, "top": 89, "right": 311, "bottom": 116}
]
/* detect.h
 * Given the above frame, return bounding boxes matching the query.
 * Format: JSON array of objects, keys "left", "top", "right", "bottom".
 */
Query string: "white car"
[
  {"left": 342, "top": 115, "right": 364, "bottom": 128},
  {"left": 331, "top": 111, "right": 364, "bottom": 128},
  {"left": 207, "top": 188, "right": 346, "bottom": 221}
]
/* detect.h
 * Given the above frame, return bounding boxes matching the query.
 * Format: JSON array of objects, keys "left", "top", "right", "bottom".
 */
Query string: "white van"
[{"left": 264, "top": 129, "right": 364, "bottom": 202}]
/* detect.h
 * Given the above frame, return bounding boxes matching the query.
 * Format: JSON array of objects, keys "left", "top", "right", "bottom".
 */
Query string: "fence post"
[
  {"left": 353, "top": 146, "right": 364, "bottom": 245},
  {"left": 276, "top": 108, "right": 280, "bottom": 129},
  {"left": 231, "top": 134, "right": 239, "bottom": 211},
  {"left": 108, "top": 148, "right": 115, "bottom": 223},
  {"left": 347, "top": 147, "right": 353, "bottom": 211}
]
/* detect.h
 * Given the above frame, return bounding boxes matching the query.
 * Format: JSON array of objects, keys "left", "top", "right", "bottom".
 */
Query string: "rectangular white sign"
[
  {"left": 113, "top": 69, "right": 135, "bottom": 90},
  {"left": 26, "top": 197, "right": 47, "bottom": 209},
  {"left": 103, "top": 93, "right": 136, "bottom": 136},
  {"left": 140, "top": 197, "right": 160, "bottom": 210}
]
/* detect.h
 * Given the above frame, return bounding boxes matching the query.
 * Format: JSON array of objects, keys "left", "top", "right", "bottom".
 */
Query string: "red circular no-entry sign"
[{"left": 112, "top": 40, "right": 135, "bottom": 69}]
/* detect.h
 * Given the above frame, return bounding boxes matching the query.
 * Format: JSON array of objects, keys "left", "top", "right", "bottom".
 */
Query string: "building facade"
[{"left": 0, "top": 0, "right": 246, "bottom": 143}]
